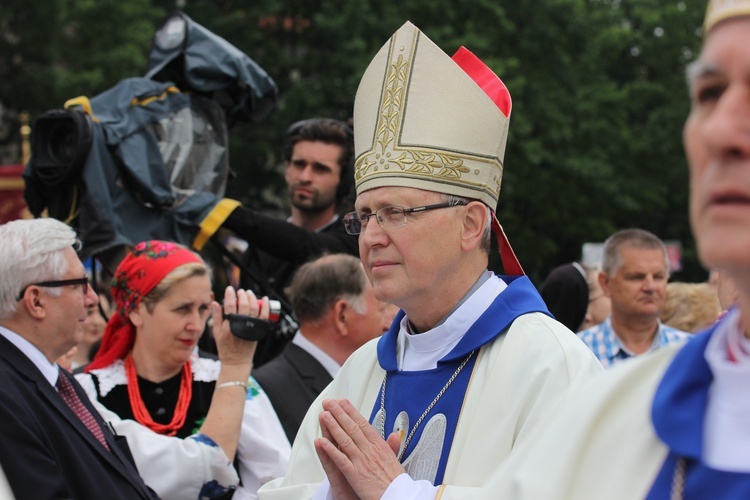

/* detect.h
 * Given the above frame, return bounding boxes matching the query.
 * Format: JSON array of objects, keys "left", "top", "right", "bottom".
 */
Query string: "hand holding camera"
[{"left": 211, "top": 287, "right": 274, "bottom": 366}]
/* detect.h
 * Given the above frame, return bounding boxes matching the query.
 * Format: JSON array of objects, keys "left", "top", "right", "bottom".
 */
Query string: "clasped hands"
[{"left": 315, "top": 398, "right": 406, "bottom": 500}]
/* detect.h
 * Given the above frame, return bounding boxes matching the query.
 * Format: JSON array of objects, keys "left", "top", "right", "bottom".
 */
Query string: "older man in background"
[{"left": 578, "top": 228, "right": 690, "bottom": 367}]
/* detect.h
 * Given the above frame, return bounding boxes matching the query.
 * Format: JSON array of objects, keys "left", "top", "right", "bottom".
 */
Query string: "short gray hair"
[
  {"left": 601, "top": 228, "right": 669, "bottom": 277},
  {"left": 286, "top": 254, "right": 369, "bottom": 324},
  {"left": 440, "top": 194, "right": 492, "bottom": 254},
  {"left": 0, "top": 218, "right": 79, "bottom": 319}
]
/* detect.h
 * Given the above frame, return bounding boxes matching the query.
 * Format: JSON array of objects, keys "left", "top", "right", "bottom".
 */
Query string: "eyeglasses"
[
  {"left": 343, "top": 201, "right": 467, "bottom": 235},
  {"left": 16, "top": 276, "right": 90, "bottom": 301}
]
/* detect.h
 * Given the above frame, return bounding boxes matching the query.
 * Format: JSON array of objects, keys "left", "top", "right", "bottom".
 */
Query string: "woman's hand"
[
  {"left": 211, "top": 286, "right": 270, "bottom": 367},
  {"left": 201, "top": 287, "right": 272, "bottom": 463}
]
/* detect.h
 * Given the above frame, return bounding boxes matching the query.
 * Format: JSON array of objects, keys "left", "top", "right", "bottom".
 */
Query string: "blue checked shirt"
[{"left": 578, "top": 316, "right": 690, "bottom": 369}]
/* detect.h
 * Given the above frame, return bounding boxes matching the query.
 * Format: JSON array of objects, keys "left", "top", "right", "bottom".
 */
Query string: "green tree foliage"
[
  {"left": 0, "top": 0, "right": 164, "bottom": 153},
  {"left": 1, "top": 0, "right": 708, "bottom": 281}
]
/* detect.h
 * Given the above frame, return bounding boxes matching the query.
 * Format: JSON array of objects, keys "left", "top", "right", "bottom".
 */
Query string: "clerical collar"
[
  {"left": 397, "top": 271, "right": 507, "bottom": 371},
  {"left": 406, "top": 270, "right": 494, "bottom": 334}
]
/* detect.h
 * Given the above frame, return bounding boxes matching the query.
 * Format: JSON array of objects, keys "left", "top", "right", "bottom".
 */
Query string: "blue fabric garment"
[
  {"left": 648, "top": 321, "right": 750, "bottom": 499},
  {"left": 578, "top": 316, "right": 690, "bottom": 368},
  {"left": 370, "top": 275, "right": 550, "bottom": 485}
]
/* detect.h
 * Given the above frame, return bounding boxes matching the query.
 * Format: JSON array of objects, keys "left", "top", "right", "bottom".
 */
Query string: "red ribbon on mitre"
[{"left": 452, "top": 47, "right": 524, "bottom": 276}]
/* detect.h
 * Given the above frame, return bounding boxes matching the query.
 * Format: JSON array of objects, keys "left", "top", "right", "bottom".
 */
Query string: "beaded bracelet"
[{"left": 216, "top": 381, "right": 248, "bottom": 393}]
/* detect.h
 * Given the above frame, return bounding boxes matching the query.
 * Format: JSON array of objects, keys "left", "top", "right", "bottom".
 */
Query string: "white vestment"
[{"left": 259, "top": 311, "right": 603, "bottom": 499}]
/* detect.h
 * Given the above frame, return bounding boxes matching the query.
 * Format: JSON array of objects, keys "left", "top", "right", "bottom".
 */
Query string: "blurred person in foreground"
[
  {"left": 435, "top": 2, "right": 750, "bottom": 497},
  {"left": 76, "top": 240, "right": 290, "bottom": 499},
  {"left": 0, "top": 218, "right": 156, "bottom": 499},
  {"left": 714, "top": 268, "right": 740, "bottom": 317},
  {"left": 578, "top": 228, "right": 690, "bottom": 368},
  {"left": 259, "top": 21, "right": 602, "bottom": 499},
  {"left": 253, "top": 253, "right": 392, "bottom": 444}
]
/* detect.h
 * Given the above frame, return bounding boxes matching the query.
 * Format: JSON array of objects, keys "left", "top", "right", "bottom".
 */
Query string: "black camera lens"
[
  {"left": 30, "top": 109, "right": 93, "bottom": 185},
  {"left": 46, "top": 121, "right": 77, "bottom": 165}
]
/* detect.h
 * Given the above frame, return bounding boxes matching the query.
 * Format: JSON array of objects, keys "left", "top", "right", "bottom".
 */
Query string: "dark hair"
[
  {"left": 285, "top": 253, "right": 367, "bottom": 323},
  {"left": 284, "top": 118, "right": 355, "bottom": 201},
  {"left": 539, "top": 262, "right": 589, "bottom": 332}
]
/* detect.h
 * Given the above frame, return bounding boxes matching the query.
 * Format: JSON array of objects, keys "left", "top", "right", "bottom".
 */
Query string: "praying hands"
[{"left": 315, "top": 398, "right": 405, "bottom": 500}]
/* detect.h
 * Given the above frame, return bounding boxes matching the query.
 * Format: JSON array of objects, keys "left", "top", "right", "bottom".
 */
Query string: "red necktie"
[{"left": 56, "top": 372, "right": 110, "bottom": 450}]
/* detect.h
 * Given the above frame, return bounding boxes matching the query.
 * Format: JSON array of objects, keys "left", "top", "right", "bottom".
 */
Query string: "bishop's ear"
[{"left": 461, "top": 201, "right": 489, "bottom": 251}]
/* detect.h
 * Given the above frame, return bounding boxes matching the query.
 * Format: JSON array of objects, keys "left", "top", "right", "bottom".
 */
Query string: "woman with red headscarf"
[{"left": 75, "top": 241, "right": 290, "bottom": 500}]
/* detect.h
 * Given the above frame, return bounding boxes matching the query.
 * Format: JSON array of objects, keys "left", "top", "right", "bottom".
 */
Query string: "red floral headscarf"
[{"left": 86, "top": 240, "right": 204, "bottom": 372}]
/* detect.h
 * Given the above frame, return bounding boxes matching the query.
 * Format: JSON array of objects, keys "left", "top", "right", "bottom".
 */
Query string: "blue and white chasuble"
[{"left": 369, "top": 275, "right": 550, "bottom": 485}]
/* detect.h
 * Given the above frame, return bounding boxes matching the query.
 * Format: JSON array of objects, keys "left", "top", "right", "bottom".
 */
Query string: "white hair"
[
  {"left": 343, "top": 292, "right": 368, "bottom": 315},
  {"left": 0, "top": 218, "right": 79, "bottom": 319}
]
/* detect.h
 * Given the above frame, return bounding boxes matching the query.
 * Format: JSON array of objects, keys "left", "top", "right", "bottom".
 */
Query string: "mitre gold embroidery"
[{"left": 355, "top": 38, "right": 497, "bottom": 193}]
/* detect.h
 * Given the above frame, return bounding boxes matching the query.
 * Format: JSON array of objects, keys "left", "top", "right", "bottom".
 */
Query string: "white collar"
[
  {"left": 704, "top": 308, "right": 750, "bottom": 472},
  {"left": 0, "top": 325, "right": 60, "bottom": 387},
  {"left": 292, "top": 331, "right": 341, "bottom": 378},
  {"left": 396, "top": 273, "right": 507, "bottom": 371}
]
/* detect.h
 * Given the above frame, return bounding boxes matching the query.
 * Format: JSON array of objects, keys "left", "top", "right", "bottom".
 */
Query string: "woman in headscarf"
[{"left": 76, "top": 240, "right": 290, "bottom": 500}]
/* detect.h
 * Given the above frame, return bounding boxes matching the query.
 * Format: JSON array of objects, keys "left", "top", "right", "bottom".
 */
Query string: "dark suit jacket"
[
  {"left": 0, "top": 334, "right": 157, "bottom": 500},
  {"left": 252, "top": 342, "right": 333, "bottom": 443}
]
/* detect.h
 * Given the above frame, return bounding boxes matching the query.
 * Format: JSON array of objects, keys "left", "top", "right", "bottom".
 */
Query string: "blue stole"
[
  {"left": 369, "top": 275, "right": 550, "bottom": 485},
  {"left": 648, "top": 319, "right": 750, "bottom": 499}
]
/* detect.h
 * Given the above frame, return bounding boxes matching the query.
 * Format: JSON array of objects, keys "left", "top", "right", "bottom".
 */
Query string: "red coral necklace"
[{"left": 125, "top": 356, "right": 193, "bottom": 436}]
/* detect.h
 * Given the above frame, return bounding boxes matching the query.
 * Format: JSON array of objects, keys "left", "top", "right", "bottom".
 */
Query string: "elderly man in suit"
[
  {"left": 253, "top": 253, "right": 392, "bottom": 443},
  {"left": 0, "top": 218, "right": 156, "bottom": 499}
]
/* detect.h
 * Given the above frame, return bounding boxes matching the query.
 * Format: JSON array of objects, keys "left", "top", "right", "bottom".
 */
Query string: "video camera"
[{"left": 24, "top": 11, "right": 277, "bottom": 273}]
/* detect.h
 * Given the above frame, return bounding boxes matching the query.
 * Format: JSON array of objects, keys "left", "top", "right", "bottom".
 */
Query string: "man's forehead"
[
  {"left": 61, "top": 247, "right": 85, "bottom": 274},
  {"left": 291, "top": 140, "right": 342, "bottom": 156},
  {"left": 704, "top": 0, "right": 750, "bottom": 35},
  {"left": 703, "top": 15, "right": 750, "bottom": 56},
  {"left": 620, "top": 243, "right": 663, "bottom": 255},
  {"left": 289, "top": 143, "right": 343, "bottom": 171},
  {"left": 619, "top": 246, "right": 666, "bottom": 265},
  {"left": 688, "top": 18, "right": 750, "bottom": 88},
  {"left": 354, "top": 186, "right": 441, "bottom": 209}
]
